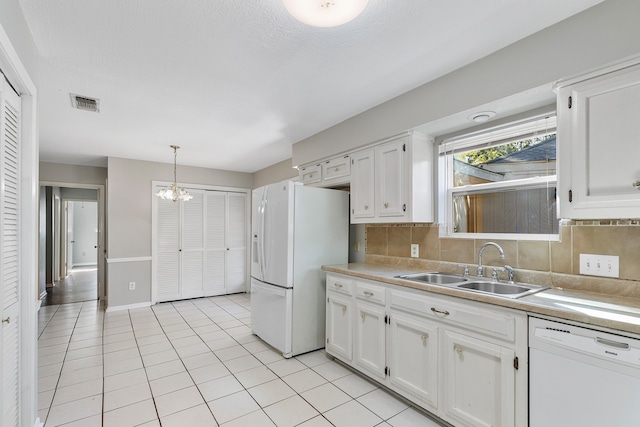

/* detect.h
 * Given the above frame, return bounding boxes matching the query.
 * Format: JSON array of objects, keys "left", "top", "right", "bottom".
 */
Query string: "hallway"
[{"left": 42, "top": 266, "right": 98, "bottom": 307}]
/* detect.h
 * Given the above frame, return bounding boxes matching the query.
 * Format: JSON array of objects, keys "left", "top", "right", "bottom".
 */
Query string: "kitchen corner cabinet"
[
  {"left": 556, "top": 58, "right": 640, "bottom": 219},
  {"left": 326, "top": 273, "right": 528, "bottom": 427},
  {"left": 350, "top": 132, "right": 433, "bottom": 224}
]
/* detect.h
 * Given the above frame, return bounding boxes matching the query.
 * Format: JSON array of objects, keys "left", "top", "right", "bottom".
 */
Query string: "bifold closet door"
[
  {"left": 1, "top": 78, "right": 22, "bottom": 427},
  {"left": 226, "top": 193, "right": 247, "bottom": 293},
  {"left": 181, "top": 190, "right": 205, "bottom": 299},
  {"left": 156, "top": 196, "right": 181, "bottom": 301},
  {"left": 205, "top": 192, "right": 226, "bottom": 296}
]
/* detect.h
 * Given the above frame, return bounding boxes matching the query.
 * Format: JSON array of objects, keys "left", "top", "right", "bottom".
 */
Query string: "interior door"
[{"left": 1, "top": 77, "right": 22, "bottom": 427}]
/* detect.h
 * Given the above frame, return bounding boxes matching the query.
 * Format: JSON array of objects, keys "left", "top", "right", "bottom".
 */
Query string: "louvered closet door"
[
  {"left": 156, "top": 193, "right": 181, "bottom": 302},
  {"left": 181, "top": 190, "right": 205, "bottom": 299},
  {"left": 226, "top": 193, "right": 247, "bottom": 293},
  {"left": 1, "top": 80, "right": 21, "bottom": 427},
  {"left": 204, "top": 192, "right": 226, "bottom": 296}
]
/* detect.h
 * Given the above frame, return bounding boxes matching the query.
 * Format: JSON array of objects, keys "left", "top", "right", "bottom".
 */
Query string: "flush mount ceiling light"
[
  {"left": 282, "top": 0, "right": 369, "bottom": 27},
  {"left": 468, "top": 111, "right": 496, "bottom": 123},
  {"left": 155, "top": 145, "right": 193, "bottom": 203}
]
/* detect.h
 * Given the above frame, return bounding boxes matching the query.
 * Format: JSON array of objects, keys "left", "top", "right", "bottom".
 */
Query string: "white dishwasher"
[{"left": 529, "top": 316, "right": 640, "bottom": 427}]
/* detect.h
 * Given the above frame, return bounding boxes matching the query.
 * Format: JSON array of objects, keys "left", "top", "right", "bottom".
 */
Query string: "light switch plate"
[
  {"left": 579, "top": 254, "right": 619, "bottom": 278},
  {"left": 411, "top": 244, "right": 419, "bottom": 258}
]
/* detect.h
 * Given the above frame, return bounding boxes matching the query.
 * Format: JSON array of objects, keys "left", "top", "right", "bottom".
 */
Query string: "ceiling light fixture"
[
  {"left": 468, "top": 111, "right": 496, "bottom": 123},
  {"left": 155, "top": 145, "right": 193, "bottom": 203},
  {"left": 282, "top": 0, "right": 369, "bottom": 27}
]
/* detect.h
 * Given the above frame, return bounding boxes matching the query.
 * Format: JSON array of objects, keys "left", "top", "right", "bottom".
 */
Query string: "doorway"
[{"left": 39, "top": 184, "right": 105, "bottom": 306}]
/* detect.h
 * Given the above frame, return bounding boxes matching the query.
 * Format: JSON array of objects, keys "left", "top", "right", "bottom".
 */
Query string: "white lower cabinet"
[
  {"left": 442, "top": 330, "right": 515, "bottom": 427},
  {"left": 354, "top": 299, "right": 386, "bottom": 380},
  {"left": 325, "top": 273, "right": 527, "bottom": 427},
  {"left": 388, "top": 312, "right": 438, "bottom": 412}
]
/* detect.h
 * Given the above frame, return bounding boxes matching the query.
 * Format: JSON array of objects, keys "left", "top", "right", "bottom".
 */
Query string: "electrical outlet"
[
  {"left": 579, "top": 254, "right": 619, "bottom": 278},
  {"left": 128, "top": 281, "right": 136, "bottom": 291},
  {"left": 411, "top": 244, "right": 419, "bottom": 258}
]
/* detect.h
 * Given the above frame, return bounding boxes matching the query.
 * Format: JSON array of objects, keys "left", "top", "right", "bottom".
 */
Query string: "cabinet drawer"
[
  {"left": 323, "top": 156, "right": 351, "bottom": 181},
  {"left": 390, "top": 289, "right": 516, "bottom": 342},
  {"left": 299, "top": 164, "right": 322, "bottom": 184},
  {"left": 355, "top": 281, "right": 385, "bottom": 305},
  {"left": 327, "top": 275, "right": 352, "bottom": 296}
]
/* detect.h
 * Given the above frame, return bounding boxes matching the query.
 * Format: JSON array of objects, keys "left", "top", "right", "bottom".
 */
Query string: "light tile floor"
[{"left": 37, "top": 294, "right": 445, "bottom": 427}]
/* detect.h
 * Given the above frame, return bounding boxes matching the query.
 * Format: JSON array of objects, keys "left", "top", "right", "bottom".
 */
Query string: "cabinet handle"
[
  {"left": 455, "top": 346, "right": 463, "bottom": 355},
  {"left": 360, "top": 311, "right": 365, "bottom": 321},
  {"left": 2, "top": 317, "right": 9, "bottom": 324},
  {"left": 383, "top": 202, "right": 389, "bottom": 208},
  {"left": 421, "top": 335, "right": 427, "bottom": 343},
  {"left": 364, "top": 205, "right": 369, "bottom": 210},
  {"left": 430, "top": 307, "right": 450, "bottom": 316},
  {"left": 335, "top": 167, "right": 339, "bottom": 172},
  {"left": 633, "top": 181, "right": 640, "bottom": 189},
  {"left": 363, "top": 291, "right": 374, "bottom": 297},
  {"left": 341, "top": 306, "right": 346, "bottom": 314},
  {"left": 334, "top": 283, "right": 343, "bottom": 288}
]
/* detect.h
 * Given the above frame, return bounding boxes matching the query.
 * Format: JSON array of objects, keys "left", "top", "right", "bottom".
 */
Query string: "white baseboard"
[
  {"left": 106, "top": 301, "right": 151, "bottom": 313},
  {"left": 39, "top": 291, "right": 47, "bottom": 300}
]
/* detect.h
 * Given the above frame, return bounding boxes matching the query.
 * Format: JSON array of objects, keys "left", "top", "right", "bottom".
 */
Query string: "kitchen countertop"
[{"left": 322, "top": 263, "right": 640, "bottom": 336}]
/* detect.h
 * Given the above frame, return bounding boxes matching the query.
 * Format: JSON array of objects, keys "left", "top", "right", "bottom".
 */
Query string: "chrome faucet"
[{"left": 477, "top": 242, "right": 505, "bottom": 277}]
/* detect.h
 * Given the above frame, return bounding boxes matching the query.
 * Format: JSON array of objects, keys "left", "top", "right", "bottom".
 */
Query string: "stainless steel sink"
[
  {"left": 396, "top": 272, "right": 468, "bottom": 285},
  {"left": 456, "top": 281, "right": 548, "bottom": 299}
]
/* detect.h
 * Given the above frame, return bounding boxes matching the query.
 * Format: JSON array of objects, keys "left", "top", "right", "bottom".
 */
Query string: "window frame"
[{"left": 437, "top": 113, "right": 559, "bottom": 241}]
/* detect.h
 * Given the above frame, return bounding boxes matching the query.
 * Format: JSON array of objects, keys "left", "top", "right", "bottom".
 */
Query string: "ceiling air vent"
[{"left": 70, "top": 94, "right": 100, "bottom": 113}]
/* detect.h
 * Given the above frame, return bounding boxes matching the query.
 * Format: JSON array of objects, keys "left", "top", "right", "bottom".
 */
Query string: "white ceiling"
[{"left": 19, "top": 0, "right": 603, "bottom": 172}]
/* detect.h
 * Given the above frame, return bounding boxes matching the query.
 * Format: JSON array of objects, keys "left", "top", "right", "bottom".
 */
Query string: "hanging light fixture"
[
  {"left": 282, "top": 0, "right": 369, "bottom": 27},
  {"left": 155, "top": 145, "right": 193, "bottom": 202}
]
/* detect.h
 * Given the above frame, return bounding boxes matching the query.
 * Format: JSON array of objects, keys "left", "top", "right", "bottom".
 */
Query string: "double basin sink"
[{"left": 395, "top": 272, "right": 548, "bottom": 299}]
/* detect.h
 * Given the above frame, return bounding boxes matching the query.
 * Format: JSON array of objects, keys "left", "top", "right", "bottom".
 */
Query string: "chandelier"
[
  {"left": 282, "top": 0, "right": 369, "bottom": 27},
  {"left": 155, "top": 145, "right": 193, "bottom": 202}
]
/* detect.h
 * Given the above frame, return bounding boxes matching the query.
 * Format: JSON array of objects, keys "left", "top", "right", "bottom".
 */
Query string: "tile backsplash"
[{"left": 365, "top": 221, "right": 640, "bottom": 283}]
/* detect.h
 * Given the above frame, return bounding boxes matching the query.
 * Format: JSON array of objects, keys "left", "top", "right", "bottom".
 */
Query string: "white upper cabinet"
[
  {"left": 351, "top": 132, "right": 433, "bottom": 224},
  {"left": 299, "top": 154, "right": 351, "bottom": 187},
  {"left": 557, "top": 58, "right": 640, "bottom": 219}
]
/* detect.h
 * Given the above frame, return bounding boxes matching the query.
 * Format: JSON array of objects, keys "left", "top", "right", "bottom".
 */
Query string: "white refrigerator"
[{"left": 250, "top": 181, "right": 349, "bottom": 358}]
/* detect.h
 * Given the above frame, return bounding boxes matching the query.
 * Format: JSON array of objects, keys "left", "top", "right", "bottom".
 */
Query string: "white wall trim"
[
  {"left": 106, "top": 256, "right": 152, "bottom": 264},
  {"left": 106, "top": 301, "right": 152, "bottom": 313}
]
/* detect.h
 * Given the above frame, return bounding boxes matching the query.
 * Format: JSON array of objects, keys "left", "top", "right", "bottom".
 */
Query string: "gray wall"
[
  {"left": 252, "top": 158, "right": 298, "bottom": 189},
  {"left": 61, "top": 187, "right": 98, "bottom": 201},
  {"left": 40, "top": 162, "right": 107, "bottom": 186},
  {"left": 106, "top": 157, "right": 252, "bottom": 308},
  {"left": 292, "top": 0, "right": 640, "bottom": 166}
]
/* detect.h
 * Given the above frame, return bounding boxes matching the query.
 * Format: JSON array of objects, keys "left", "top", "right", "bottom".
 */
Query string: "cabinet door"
[
  {"left": 375, "top": 139, "right": 406, "bottom": 218},
  {"left": 351, "top": 149, "right": 375, "bottom": 221},
  {"left": 388, "top": 312, "right": 438, "bottom": 411},
  {"left": 323, "top": 155, "right": 351, "bottom": 183},
  {"left": 299, "top": 164, "right": 322, "bottom": 185},
  {"left": 354, "top": 300, "right": 386, "bottom": 380},
  {"left": 558, "top": 64, "right": 640, "bottom": 218},
  {"left": 442, "top": 330, "right": 515, "bottom": 427},
  {"left": 326, "top": 292, "right": 353, "bottom": 362}
]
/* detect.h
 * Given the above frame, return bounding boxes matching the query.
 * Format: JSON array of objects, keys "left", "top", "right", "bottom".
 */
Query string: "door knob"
[
  {"left": 633, "top": 181, "right": 640, "bottom": 189},
  {"left": 2, "top": 317, "right": 9, "bottom": 324}
]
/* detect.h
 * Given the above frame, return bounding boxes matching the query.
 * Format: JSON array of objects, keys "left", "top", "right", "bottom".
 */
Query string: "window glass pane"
[
  {"left": 453, "top": 186, "right": 559, "bottom": 234},
  {"left": 453, "top": 134, "right": 556, "bottom": 187}
]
